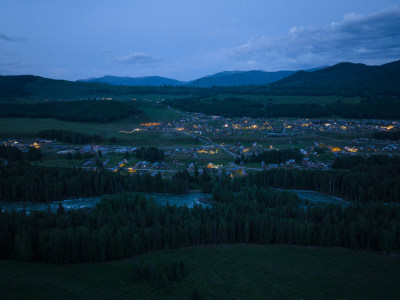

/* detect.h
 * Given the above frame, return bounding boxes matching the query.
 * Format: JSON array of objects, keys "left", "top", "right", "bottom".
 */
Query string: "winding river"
[
  {"left": 0, "top": 189, "right": 349, "bottom": 213},
  {"left": 0, "top": 193, "right": 211, "bottom": 213}
]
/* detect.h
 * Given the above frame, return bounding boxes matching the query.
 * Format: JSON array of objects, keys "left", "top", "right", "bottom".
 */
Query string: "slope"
[{"left": 271, "top": 60, "right": 400, "bottom": 95}]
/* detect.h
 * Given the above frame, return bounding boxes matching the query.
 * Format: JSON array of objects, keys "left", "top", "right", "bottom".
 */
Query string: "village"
[
  {"left": 3, "top": 112, "right": 400, "bottom": 178},
  {"left": 125, "top": 112, "right": 400, "bottom": 137}
]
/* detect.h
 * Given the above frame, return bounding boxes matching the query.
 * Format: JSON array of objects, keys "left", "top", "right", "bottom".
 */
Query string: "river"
[
  {"left": 0, "top": 193, "right": 212, "bottom": 213},
  {"left": 276, "top": 189, "right": 350, "bottom": 206},
  {"left": 0, "top": 189, "right": 349, "bottom": 213}
]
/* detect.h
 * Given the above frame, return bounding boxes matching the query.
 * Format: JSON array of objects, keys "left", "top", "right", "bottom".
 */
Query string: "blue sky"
[{"left": 1, "top": 0, "right": 399, "bottom": 80}]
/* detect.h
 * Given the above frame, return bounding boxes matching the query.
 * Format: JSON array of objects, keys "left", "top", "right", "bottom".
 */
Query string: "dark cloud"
[
  {"left": 0, "top": 32, "right": 26, "bottom": 42},
  {"left": 228, "top": 7, "right": 400, "bottom": 69},
  {"left": 115, "top": 52, "right": 161, "bottom": 65}
]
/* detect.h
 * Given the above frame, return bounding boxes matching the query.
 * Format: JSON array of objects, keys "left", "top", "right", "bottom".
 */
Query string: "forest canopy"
[{"left": 0, "top": 100, "right": 141, "bottom": 123}]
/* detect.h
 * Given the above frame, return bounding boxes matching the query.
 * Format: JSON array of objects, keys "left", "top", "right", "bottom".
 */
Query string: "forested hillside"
[
  {"left": 271, "top": 60, "right": 400, "bottom": 96},
  {"left": 166, "top": 96, "right": 400, "bottom": 119},
  {"left": 0, "top": 100, "right": 140, "bottom": 123}
]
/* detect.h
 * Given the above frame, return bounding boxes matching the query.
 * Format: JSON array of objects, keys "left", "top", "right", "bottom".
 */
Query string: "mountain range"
[
  {"left": 271, "top": 60, "right": 400, "bottom": 94},
  {"left": 1, "top": 60, "right": 399, "bottom": 100},
  {"left": 79, "top": 67, "right": 326, "bottom": 87},
  {"left": 82, "top": 75, "right": 182, "bottom": 87}
]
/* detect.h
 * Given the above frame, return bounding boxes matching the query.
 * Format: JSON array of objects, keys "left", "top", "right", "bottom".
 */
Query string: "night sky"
[{"left": 1, "top": 0, "right": 399, "bottom": 80}]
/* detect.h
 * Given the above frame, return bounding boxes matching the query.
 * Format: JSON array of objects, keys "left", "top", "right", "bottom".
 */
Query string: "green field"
[
  {"left": 0, "top": 118, "right": 197, "bottom": 147},
  {"left": 0, "top": 99, "right": 199, "bottom": 148},
  {"left": 1, "top": 244, "right": 399, "bottom": 300}
]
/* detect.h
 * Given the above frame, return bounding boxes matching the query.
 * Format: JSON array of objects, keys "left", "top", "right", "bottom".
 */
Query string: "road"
[
  {"left": 166, "top": 105, "right": 193, "bottom": 118},
  {"left": 164, "top": 103, "right": 241, "bottom": 159}
]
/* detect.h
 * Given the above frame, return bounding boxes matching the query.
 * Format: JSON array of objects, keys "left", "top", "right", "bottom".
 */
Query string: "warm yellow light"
[
  {"left": 119, "top": 129, "right": 142, "bottom": 133},
  {"left": 140, "top": 123, "right": 160, "bottom": 126}
]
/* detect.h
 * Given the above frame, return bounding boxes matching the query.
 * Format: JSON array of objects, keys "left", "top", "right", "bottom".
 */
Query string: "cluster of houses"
[
  {"left": 3, "top": 111, "right": 400, "bottom": 178},
  {"left": 123, "top": 112, "right": 400, "bottom": 141},
  {"left": 2, "top": 139, "right": 45, "bottom": 152}
]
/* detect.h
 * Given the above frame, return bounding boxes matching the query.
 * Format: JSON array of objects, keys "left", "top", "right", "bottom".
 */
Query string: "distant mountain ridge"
[
  {"left": 1, "top": 60, "right": 399, "bottom": 101},
  {"left": 186, "top": 70, "right": 296, "bottom": 87},
  {"left": 271, "top": 60, "right": 400, "bottom": 94},
  {"left": 79, "top": 67, "right": 326, "bottom": 87},
  {"left": 81, "top": 75, "right": 183, "bottom": 86}
]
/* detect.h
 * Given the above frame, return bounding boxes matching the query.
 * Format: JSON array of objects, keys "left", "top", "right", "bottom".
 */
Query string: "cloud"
[
  {"left": 0, "top": 32, "right": 26, "bottom": 42},
  {"left": 114, "top": 52, "right": 161, "bottom": 65},
  {"left": 0, "top": 60, "right": 31, "bottom": 74},
  {"left": 0, "top": 61, "right": 21, "bottom": 67},
  {"left": 228, "top": 7, "right": 400, "bottom": 69}
]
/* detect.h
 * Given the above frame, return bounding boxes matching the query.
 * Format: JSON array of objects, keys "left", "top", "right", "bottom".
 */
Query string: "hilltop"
[
  {"left": 78, "top": 68, "right": 322, "bottom": 87},
  {"left": 0, "top": 75, "right": 138, "bottom": 101},
  {"left": 271, "top": 60, "right": 400, "bottom": 95},
  {"left": 185, "top": 70, "right": 296, "bottom": 87},
  {"left": 81, "top": 75, "right": 184, "bottom": 86}
]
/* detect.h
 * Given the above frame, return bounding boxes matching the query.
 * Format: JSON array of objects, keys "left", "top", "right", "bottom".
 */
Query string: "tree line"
[
  {"left": 134, "top": 147, "right": 165, "bottom": 162},
  {"left": 0, "top": 100, "right": 141, "bottom": 123},
  {"left": 38, "top": 129, "right": 102, "bottom": 144},
  {"left": 2, "top": 153, "right": 400, "bottom": 204},
  {"left": 373, "top": 130, "right": 400, "bottom": 141},
  {"left": 249, "top": 165, "right": 400, "bottom": 203},
  {"left": 236, "top": 149, "right": 303, "bottom": 164},
  {"left": 0, "top": 163, "right": 214, "bottom": 202},
  {"left": 0, "top": 145, "right": 42, "bottom": 162},
  {"left": 1, "top": 187, "right": 399, "bottom": 264},
  {"left": 165, "top": 97, "right": 400, "bottom": 119}
]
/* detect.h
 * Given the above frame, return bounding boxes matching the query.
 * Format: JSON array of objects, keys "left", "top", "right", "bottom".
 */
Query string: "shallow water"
[
  {"left": 0, "top": 189, "right": 350, "bottom": 213},
  {"left": 287, "top": 189, "right": 350, "bottom": 206},
  {"left": 0, "top": 193, "right": 211, "bottom": 212}
]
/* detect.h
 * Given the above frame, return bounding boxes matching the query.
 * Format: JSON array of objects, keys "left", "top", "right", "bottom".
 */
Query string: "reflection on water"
[
  {"left": 0, "top": 189, "right": 350, "bottom": 213},
  {"left": 287, "top": 189, "right": 350, "bottom": 206},
  {"left": 149, "top": 193, "right": 211, "bottom": 208},
  {"left": 0, "top": 193, "right": 212, "bottom": 212}
]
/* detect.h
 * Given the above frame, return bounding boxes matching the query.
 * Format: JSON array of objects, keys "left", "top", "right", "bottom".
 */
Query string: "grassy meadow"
[
  {"left": 1, "top": 244, "right": 399, "bottom": 300},
  {"left": 0, "top": 100, "right": 199, "bottom": 147}
]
